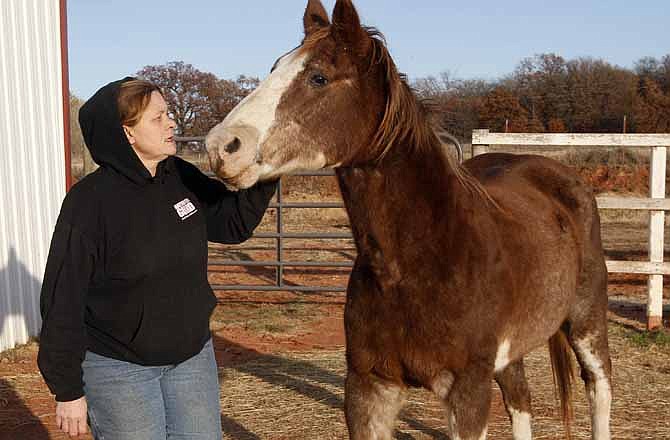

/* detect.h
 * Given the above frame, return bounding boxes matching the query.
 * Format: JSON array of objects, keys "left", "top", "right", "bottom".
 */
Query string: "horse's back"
[
  {"left": 464, "top": 152, "right": 608, "bottom": 331},
  {"left": 464, "top": 153, "right": 600, "bottom": 230}
]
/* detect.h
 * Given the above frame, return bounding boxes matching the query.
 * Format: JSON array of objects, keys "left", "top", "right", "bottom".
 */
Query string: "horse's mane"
[
  {"left": 302, "top": 26, "right": 499, "bottom": 208},
  {"left": 365, "top": 28, "right": 502, "bottom": 208}
]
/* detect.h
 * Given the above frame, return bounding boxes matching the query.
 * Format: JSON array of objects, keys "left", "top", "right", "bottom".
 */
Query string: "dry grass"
[
  {"left": 1, "top": 324, "right": 668, "bottom": 439},
  {"left": 211, "top": 303, "right": 323, "bottom": 335},
  {"left": 216, "top": 323, "right": 670, "bottom": 439},
  {"left": 1, "top": 315, "right": 669, "bottom": 439}
]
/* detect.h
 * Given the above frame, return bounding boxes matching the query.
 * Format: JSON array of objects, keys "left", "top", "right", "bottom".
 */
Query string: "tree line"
[
  {"left": 71, "top": 54, "right": 670, "bottom": 176},
  {"left": 414, "top": 53, "right": 670, "bottom": 141}
]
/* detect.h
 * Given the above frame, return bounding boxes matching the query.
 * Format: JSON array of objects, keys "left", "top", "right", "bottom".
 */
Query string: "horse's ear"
[
  {"left": 332, "top": 0, "right": 371, "bottom": 57},
  {"left": 304, "top": 0, "right": 330, "bottom": 37}
]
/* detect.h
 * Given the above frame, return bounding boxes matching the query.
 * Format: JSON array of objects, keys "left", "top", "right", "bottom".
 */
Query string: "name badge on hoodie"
[{"left": 174, "top": 198, "right": 197, "bottom": 221}]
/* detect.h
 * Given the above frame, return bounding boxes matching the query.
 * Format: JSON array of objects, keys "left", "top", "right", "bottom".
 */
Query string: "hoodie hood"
[{"left": 79, "top": 77, "right": 156, "bottom": 185}]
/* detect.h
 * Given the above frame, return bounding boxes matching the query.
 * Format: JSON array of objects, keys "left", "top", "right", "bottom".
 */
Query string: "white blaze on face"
[{"left": 220, "top": 49, "right": 308, "bottom": 151}]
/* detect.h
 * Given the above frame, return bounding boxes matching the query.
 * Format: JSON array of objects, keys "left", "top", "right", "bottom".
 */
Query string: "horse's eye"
[{"left": 310, "top": 74, "right": 329, "bottom": 87}]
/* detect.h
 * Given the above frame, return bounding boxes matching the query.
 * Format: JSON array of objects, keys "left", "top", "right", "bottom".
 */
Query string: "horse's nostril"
[{"left": 224, "top": 137, "right": 241, "bottom": 154}]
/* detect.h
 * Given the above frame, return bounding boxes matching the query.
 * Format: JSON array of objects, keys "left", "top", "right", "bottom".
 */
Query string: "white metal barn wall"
[{"left": 0, "top": 0, "right": 67, "bottom": 352}]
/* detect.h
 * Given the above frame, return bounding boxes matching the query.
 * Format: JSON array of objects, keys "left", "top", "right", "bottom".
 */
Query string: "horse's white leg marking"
[
  {"left": 365, "top": 381, "right": 405, "bottom": 439},
  {"left": 574, "top": 337, "right": 611, "bottom": 440},
  {"left": 431, "top": 371, "right": 455, "bottom": 400},
  {"left": 448, "top": 409, "right": 488, "bottom": 440},
  {"left": 448, "top": 410, "right": 462, "bottom": 440},
  {"left": 509, "top": 407, "right": 532, "bottom": 440},
  {"left": 494, "top": 339, "right": 511, "bottom": 373}
]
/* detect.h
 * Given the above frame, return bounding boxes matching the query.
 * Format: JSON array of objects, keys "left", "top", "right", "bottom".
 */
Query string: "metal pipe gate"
[{"left": 177, "top": 137, "right": 354, "bottom": 293}]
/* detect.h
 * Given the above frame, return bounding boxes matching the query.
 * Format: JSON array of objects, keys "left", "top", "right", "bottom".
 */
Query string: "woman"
[{"left": 37, "top": 77, "right": 277, "bottom": 439}]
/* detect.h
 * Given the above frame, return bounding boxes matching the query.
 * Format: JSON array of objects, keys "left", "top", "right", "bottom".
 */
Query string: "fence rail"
[{"left": 472, "top": 129, "right": 669, "bottom": 330}]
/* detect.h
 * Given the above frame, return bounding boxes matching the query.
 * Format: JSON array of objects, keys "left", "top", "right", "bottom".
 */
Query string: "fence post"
[
  {"left": 276, "top": 179, "right": 284, "bottom": 288},
  {"left": 472, "top": 129, "right": 490, "bottom": 157},
  {"left": 647, "top": 146, "right": 667, "bottom": 330}
]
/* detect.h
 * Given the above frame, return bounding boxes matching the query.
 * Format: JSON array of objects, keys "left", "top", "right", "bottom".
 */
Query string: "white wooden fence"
[{"left": 472, "top": 130, "right": 669, "bottom": 330}]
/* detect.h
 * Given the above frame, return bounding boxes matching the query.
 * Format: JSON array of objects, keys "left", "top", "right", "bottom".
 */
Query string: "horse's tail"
[{"left": 548, "top": 329, "right": 575, "bottom": 440}]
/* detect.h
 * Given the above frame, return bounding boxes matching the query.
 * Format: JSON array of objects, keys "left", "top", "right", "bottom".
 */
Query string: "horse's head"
[{"left": 206, "top": 0, "right": 416, "bottom": 189}]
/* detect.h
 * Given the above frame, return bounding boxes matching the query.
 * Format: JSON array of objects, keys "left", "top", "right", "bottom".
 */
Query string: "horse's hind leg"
[
  {"left": 495, "top": 360, "right": 532, "bottom": 440},
  {"left": 568, "top": 258, "right": 612, "bottom": 440},
  {"left": 567, "top": 327, "right": 612, "bottom": 440},
  {"left": 344, "top": 371, "right": 406, "bottom": 440}
]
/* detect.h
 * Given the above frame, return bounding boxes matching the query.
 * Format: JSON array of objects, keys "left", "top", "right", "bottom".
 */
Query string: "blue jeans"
[{"left": 82, "top": 338, "right": 222, "bottom": 440}]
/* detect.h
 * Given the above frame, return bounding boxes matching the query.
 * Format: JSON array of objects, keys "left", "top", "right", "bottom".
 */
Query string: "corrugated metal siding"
[{"left": 0, "top": 0, "right": 66, "bottom": 352}]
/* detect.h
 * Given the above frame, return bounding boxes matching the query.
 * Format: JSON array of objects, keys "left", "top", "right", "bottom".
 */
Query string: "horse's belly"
[{"left": 501, "top": 250, "right": 579, "bottom": 361}]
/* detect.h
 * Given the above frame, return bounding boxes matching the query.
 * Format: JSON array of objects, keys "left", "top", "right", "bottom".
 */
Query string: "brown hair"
[{"left": 117, "top": 79, "right": 163, "bottom": 127}]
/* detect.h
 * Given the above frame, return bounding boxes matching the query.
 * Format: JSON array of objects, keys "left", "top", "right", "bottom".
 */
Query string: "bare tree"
[
  {"left": 137, "top": 62, "right": 260, "bottom": 145},
  {"left": 413, "top": 72, "right": 494, "bottom": 142},
  {"left": 192, "top": 75, "right": 260, "bottom": 135},
  {"left": 479, "top": 86, "right": 531, "bottom": 132},
  {"left": 634, "top": 77, "right": 670, "bottom": 132},
  {"left": 512, "top": 53, "right": 570, "bottom": 128},
  {"left": 137, "top": 62, "right": 219, "bottom": 137}
]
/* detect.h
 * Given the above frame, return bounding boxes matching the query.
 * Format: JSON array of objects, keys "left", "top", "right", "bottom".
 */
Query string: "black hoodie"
[{"left": 37, "top": 78, "right": 277, "bottom": 402}]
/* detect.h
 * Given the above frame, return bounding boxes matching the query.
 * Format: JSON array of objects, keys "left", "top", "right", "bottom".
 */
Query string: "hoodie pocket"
[{"left": 86, "top": 285, "right": 146, "bottom": 347}]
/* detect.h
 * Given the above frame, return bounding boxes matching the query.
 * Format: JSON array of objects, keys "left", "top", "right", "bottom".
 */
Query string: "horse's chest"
[
  {"left": 356, "top": 240, "right": 404, "bottom": 288},
  {"left": 345, "top": 287, "right": 454, "bottom": 381}
]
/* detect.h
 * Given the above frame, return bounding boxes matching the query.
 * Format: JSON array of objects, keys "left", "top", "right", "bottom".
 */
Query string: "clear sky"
[{"left": 68, "top": 0, "right": 669, "bottom": 99}]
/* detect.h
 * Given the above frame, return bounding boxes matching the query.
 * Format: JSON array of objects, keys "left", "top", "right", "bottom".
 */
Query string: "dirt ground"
[
  {"left": 1, "top": 296, "right": 669, "bottom": 440},
  {"left": 3, "top": 153, "right": 670, "bottom": 439}
]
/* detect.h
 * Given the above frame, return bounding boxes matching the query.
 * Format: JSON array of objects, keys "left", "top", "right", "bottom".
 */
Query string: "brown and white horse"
[{"left": 205, "top": 1, "right": 612, "bottom": 439}]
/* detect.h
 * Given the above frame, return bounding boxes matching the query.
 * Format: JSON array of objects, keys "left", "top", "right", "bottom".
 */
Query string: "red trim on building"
[{"left": 60, "top": 0, "right": 72, "bottom": 190}]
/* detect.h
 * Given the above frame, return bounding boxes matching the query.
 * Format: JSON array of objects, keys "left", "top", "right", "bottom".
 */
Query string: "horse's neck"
[{"left": 336, "top": 142, "right": 467, "bottom": 268}]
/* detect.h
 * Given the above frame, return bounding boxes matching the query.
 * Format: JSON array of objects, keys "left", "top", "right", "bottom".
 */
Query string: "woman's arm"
[
  {"left": 175, "top": 158, "right": 278, "bottom": 244},
  {"left": 37, "top": 220, "right": 96, "bottom": 402}
]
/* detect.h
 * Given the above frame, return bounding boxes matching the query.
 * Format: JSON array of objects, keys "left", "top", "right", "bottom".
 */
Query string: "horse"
[{"left": 204, "top": 1, "right": 612, "bottom": 439}]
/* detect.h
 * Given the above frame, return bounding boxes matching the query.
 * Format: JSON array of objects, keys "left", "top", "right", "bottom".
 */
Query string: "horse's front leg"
[
  {"left": 495, "top": 359, "right": 532, "bottom": 440},
  {"left": 344, "top": 370, "right": 406, "bottom": 440},
  {"left": 444, "top": 365, "right": 493, "bottom": 440}
]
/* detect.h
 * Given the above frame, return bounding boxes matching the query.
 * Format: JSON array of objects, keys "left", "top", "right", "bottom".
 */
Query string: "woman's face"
[{"left": 123, "top": 91, "right": 176, "bottom": 163}]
